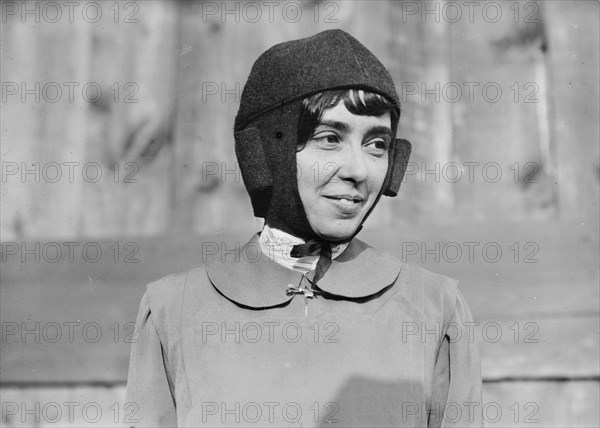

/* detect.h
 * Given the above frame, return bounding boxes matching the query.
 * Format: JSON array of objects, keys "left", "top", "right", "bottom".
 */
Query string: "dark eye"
[
  {"left": 373, "top": 139, "right": 389, "bottom": 150},
  {"left": 364, "top": 138, "right": 390, "bottom": 156},
  {"left": 311, "top": 132, "right": 340, "bottom": 147}
]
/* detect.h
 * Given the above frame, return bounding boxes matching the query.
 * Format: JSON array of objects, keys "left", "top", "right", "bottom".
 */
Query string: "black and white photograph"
[{"left": 1, "top": 1, "right": 599, "bottom": 427}]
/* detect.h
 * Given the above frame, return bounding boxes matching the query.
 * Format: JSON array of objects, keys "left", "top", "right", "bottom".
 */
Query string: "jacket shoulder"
[
  {"left": 144, "top": 267, "right": 209, "bottom": 343},
  {"left": 400, "top": 262, "right": 459, "bottom": 292},
  {"left": 390, "top": 260, "right": 461, "bottom": 322}
]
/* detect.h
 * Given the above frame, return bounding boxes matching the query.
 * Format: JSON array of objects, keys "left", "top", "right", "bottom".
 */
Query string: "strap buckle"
[{"left": 286, "top": 284, "right": 321, "bottom": 298}]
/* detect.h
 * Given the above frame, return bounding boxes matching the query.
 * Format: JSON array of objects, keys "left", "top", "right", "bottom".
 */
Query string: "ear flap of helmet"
[
  {"left": 234, "top": 126, "right": 273, "bottom": 217},
  {"left": 383, "top": 138, "right": 412, "bottom": 197}
]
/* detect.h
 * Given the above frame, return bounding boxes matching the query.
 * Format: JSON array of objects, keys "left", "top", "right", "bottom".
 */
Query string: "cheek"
[
  {"left": 296, "top": 167, "right": 308, "bottom": 201},
  {"left": 297, "top": 151, "right": 328, "bottom": 191},
  {"left": 296, "top": 154, "right": 317, "bottom": 202},
  {"left": 367, "top": 158, "right": 389, "bottom": 195}
]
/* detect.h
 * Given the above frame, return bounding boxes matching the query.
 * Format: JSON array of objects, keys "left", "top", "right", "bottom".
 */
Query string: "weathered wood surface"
[
  {"left": 1, "top": 1, "right": 178, "bottom": 239},
  {"left": 1, "top": 220, "right": 598, "bottom": 426},
  {"left": 0, "top": 386, "right": 129, "bottom": 427},
  {"left": 543, "top": 0, "right": 600, "bottom": 223},
  {"left": 2, "top": 1, "right": 598, "bottom": 239},
  {"left": 1, "top": 1, "right": 598, "bottom": 426},
  {"left": 483, "top": 380, "right": 600, "bottom": 427},
  {"left": 1, "top": 381, "right": 598, "bottom": 427},
  {"left": 1, "top": 221, "right": 597, "bottom": 383}
]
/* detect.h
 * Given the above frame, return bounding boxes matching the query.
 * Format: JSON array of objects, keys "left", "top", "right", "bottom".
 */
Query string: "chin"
[{"left": 315, "top": 221, "right": 361, "bottom": 242}]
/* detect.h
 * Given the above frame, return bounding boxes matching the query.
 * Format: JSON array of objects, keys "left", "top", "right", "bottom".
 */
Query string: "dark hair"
[{"left": 297, "top": 89, "right": 399, "bottom": 150}]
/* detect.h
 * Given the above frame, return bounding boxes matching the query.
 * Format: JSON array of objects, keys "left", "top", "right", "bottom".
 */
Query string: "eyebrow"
[
  {"left": 365, "top": 125, "right": 393, "bottom": 138},
  {"left": 317, "top": 120, "right": 349, "bottom": 133}
]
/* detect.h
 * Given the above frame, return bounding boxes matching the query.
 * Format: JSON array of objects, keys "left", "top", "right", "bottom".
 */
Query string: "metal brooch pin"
[{"left": 286, "top": 284, "right": 320, "bottom": 298}]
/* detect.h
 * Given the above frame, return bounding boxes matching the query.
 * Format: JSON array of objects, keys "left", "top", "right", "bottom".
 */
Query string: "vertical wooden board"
[
  {"left": 378, "top": 1, "right": 457, "bottom": 228},
  {"left": 80, "top": 0, "right": 178, "bottom": 238},
  {"left": 448, "top": 1, "right": 556, "bottom": 224},
  {"left": 171, "top": 0, "right": 241, "bottom": 236},
  {"left": 170, "top": 0, "right": 204, "bottom": 233},
  {"left": 1, "top": 5, "right": 91, "bottom": 240},
  {"left": 544, "top": 1, "right": 600, "bottom": 223},
  {"left": 190, "top": 4, "right": 231, "bottom": 235},
  {"left": 1, "top": 12, "right": 41, "bottom": 240},
  {"left": 193, "top": 5, "right": 264, "bottom": 235}
]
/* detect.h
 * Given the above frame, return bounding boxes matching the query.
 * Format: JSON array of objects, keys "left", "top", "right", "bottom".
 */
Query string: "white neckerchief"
[{"left": 257, "top": 225, "right": 349, "bottom": 274}]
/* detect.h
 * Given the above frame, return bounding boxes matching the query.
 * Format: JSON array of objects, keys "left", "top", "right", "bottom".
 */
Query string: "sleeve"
[
  {"left": 125, "top": 291, "right": 177, "bottom": 427},
  {"left": 428, "top": 289, "right": 483, "bottom": 428}
]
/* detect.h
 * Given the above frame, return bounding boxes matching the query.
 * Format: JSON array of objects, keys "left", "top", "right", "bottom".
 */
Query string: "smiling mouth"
[
  {"left": 323, "top": 196, "right": 365, "bottom": 214},
  {"left": 324, "top": 194, "right": 364, "bottom": 202}
]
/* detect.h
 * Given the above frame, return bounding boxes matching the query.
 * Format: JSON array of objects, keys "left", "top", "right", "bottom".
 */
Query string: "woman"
[{"left": 126, "top": 29, "right": 482, "bottom": 427}]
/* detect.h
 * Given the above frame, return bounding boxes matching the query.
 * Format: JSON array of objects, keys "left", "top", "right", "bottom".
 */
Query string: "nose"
[{"left": 335, "top": 142, "right": 369, "bottom": 184}]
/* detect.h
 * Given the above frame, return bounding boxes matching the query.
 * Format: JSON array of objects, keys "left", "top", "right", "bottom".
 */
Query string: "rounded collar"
[{"left": 206, "top": 234, "right": 402, "bottom": 309}]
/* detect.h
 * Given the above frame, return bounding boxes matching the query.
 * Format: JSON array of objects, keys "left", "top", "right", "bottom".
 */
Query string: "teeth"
[{"left": 326, "top": 196, "right": 361, "bottom": 204}]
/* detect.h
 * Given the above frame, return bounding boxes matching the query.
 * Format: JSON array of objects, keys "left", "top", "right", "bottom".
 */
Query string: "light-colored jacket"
[{"left": 126, "top": 234, "right": 483, "bottom": 427}]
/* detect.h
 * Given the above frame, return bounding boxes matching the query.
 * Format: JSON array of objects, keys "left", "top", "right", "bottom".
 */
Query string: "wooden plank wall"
[
  {"left": 2, "top": 0, "right": 179, "bottom": 239},
  {"left": 1, "top": 1, "right": 599, "bottom": 427},
  {"left": 2, "top": 0, "right": 598, "bottom": 240}
]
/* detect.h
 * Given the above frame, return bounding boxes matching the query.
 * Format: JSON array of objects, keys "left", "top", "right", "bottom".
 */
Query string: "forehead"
[{"left": 319, "top": 101, "right": 392, "bottom": 131}]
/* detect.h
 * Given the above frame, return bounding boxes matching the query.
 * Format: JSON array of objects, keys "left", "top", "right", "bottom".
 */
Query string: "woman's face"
[{"left": 296, "top": 101, "right": 392, "bottom": 241}]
